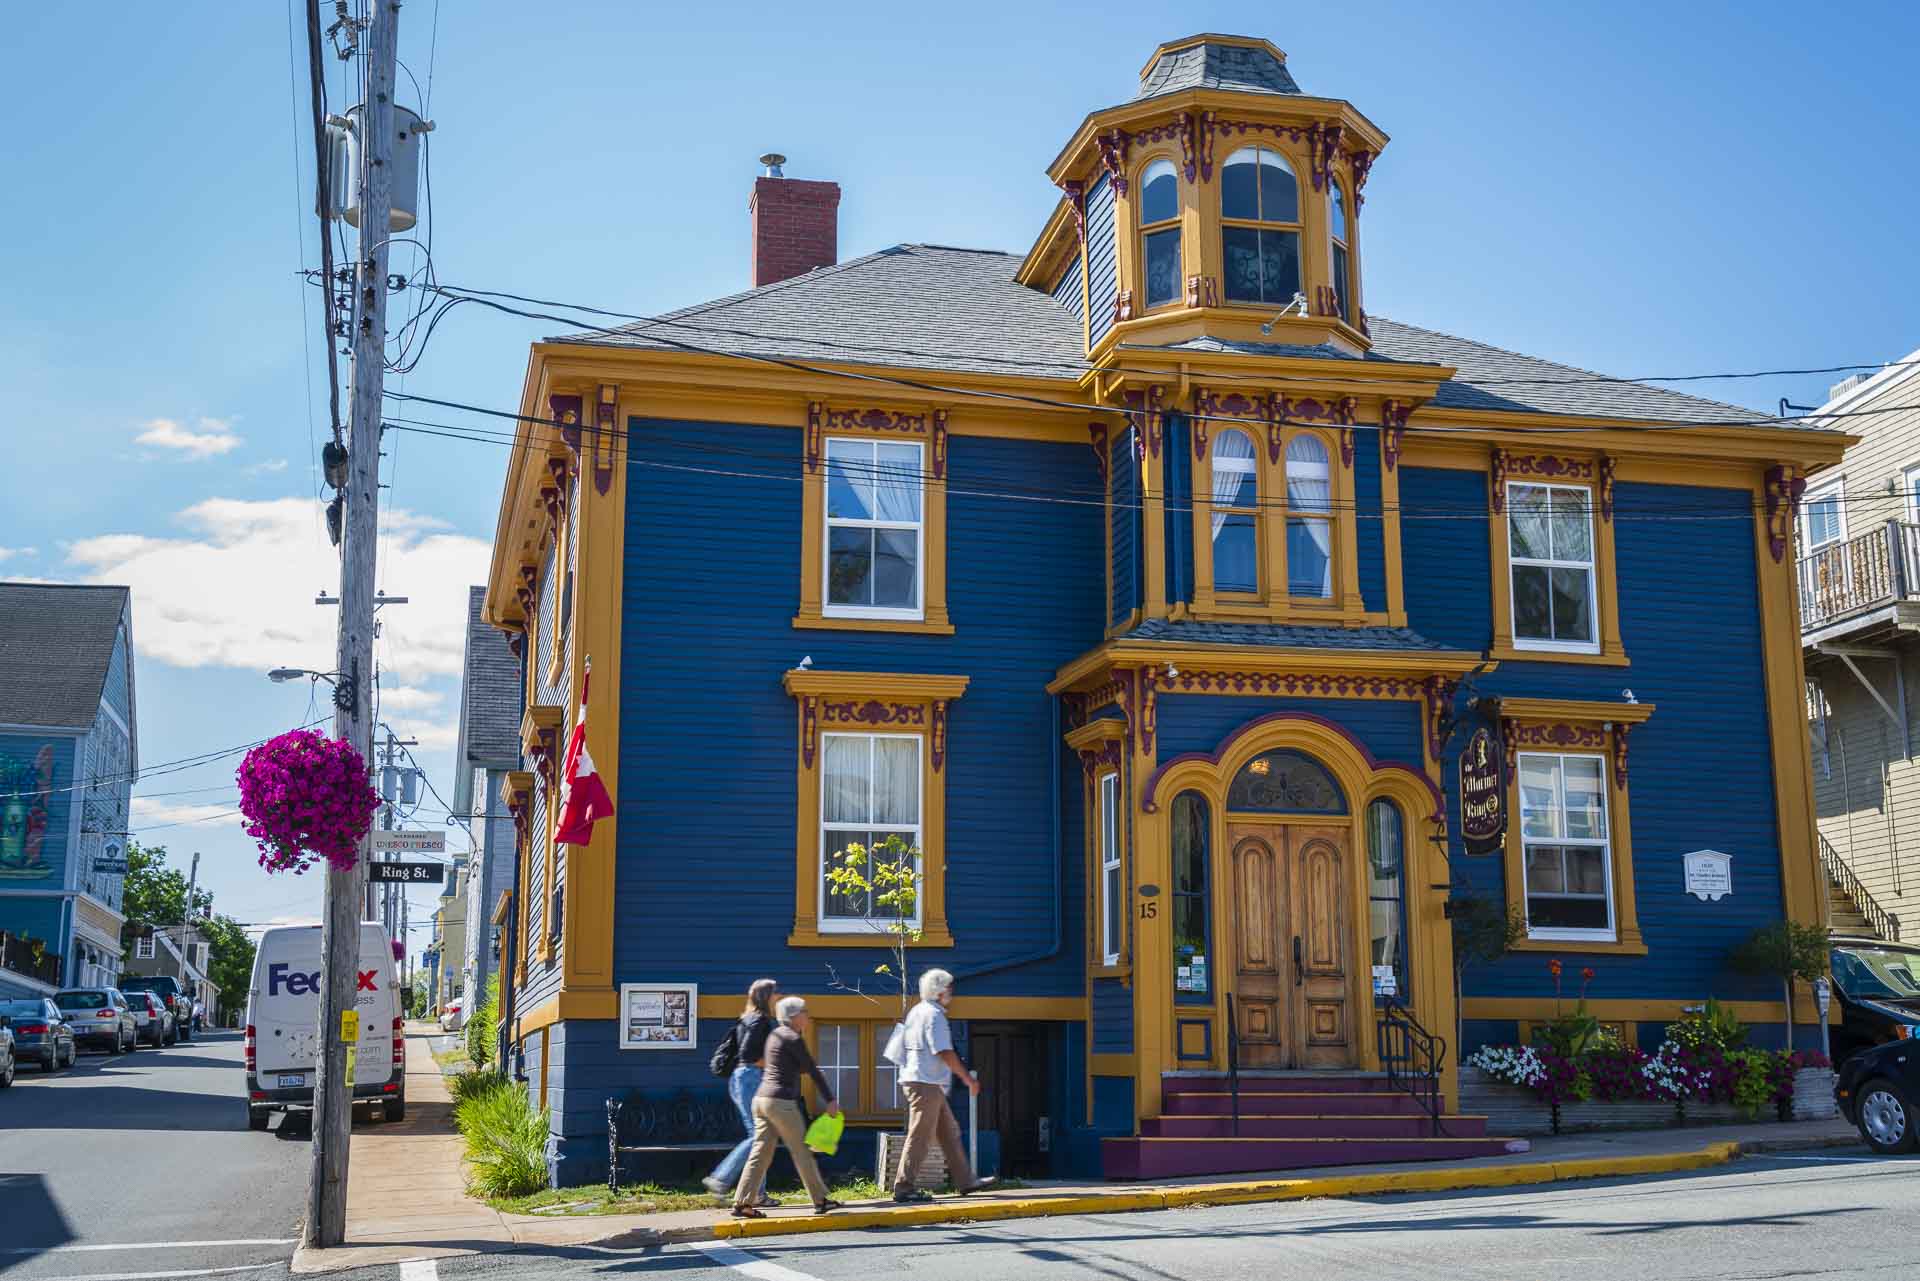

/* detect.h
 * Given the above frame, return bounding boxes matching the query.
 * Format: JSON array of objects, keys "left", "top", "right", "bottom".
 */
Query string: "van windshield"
[{"left": 1832, "top": 945, "right": 1920, "bottom": 1000}]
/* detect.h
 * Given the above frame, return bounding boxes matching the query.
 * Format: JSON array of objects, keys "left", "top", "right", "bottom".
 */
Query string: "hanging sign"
[
  {"left": 1458, "top": 724, "right": 1506, "bottom": 856},
  {"left": 1683, "top": 849, "right": 1733, "bottom": 901}
]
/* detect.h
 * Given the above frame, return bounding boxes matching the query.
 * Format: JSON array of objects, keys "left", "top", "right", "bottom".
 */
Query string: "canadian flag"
[{"left": 555, "top": 657, "right": 614, "bottom": 847}]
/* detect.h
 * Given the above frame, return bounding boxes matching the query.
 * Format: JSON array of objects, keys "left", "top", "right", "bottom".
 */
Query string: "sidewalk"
[{"left": 290, "top": 1040, "right": 1862, "bottom": 1272}]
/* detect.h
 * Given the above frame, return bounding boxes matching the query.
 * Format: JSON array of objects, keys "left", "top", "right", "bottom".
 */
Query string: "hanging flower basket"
[{"left": 236, "top": 730, "right": 379, "bottom": 875}]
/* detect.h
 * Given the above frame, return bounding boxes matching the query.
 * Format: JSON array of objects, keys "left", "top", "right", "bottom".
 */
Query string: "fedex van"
[{"left": 244, "top": 922, "right": 405, "bottom": 1130}]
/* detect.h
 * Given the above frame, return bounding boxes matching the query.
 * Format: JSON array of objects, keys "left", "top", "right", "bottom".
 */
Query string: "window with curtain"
[
  {"left": 825, "top": 438, "right": 923, "bottom": 618},
  {"left": 1100, "top": 771, "right": 1122, "bottom": 966},
  {"left": 1366, "top": 799, "right": 1406, "bottom": 999},
  {"left": 1171, "top": 791, "right": 1211, "bottom": 998},
  {"left": 1330, "top": 182, "right": 1353, "bottom": 325},
  {"left": 1519, "top": 752, "right": 1613, "bottom": 936},
  {"left": 1286, "top": 434, "right": 1333, "bottom": 598},
  {"left": 1508, "top": 482, "right": 1596, "bottom": 650},
  {"left": 1211, "top": 428, "right": 1259, "bottom": 593},
  {"left": 1139, "top": 158, "right": 1182, "bottom": 309},
  {"left": 1221, "top": 146, "right": 1302, "bottom": 305},
  {"left": 821, "top": 732, "right": 922, "bottom": 928}
]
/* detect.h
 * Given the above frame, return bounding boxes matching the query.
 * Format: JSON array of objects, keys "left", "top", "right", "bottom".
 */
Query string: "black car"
[
  {"left": 0, "top": 999, "right": 76, "bottom": 1071},
  {"left": 117, "top": 975, "right": 193, "bottom": 1044},
  {"left": 1836, "top": 1038, "right": 1919, "bottom": 1153},
  {"left": 1829, "top": 938, "right": 1920, "bottom": 1065}
]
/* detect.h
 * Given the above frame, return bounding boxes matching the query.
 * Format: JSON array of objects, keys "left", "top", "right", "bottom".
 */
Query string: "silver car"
[{"left": 54, "top": 988, "right": 137, "bottom": 1054}]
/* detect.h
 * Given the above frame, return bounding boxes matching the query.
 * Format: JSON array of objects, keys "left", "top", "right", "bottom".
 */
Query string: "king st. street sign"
[{"left": 1459, "top": 724, "right": 1506, "bottom": 856}]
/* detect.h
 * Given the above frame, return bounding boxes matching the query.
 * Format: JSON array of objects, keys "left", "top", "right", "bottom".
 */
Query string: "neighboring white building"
[{"left": 452, "top": 586, "right": 523, "bottom": 1028}]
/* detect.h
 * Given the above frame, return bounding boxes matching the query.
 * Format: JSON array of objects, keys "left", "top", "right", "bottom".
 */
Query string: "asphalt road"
[
  {"left": 434, "top": 1146, "right": 1920, "bottom": 1281},
  {"left": 0, "top": 1029, "right": 306, "bottom": 1281}
]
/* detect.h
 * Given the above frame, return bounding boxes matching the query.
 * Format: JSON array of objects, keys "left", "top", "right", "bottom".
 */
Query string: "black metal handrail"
[
  {"left": 1376, "top": 995, "right": 1446, "bottom": 1137},
  {"left": 1820, "top": 832, "right": 1902, "bottom": 942},
  {"left": 1224, "top": 992, "right": 1240, "bottom": 1137}
]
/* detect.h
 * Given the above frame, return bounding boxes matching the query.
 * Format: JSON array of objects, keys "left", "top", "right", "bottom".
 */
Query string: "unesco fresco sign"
[{"left": 1459, "top": 724, "right": 1507, "bottom": 856}]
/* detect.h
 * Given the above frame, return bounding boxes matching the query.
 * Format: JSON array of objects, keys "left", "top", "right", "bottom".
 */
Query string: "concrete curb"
[{"left": 707, "top": 1140, "right": 1769, "bottom": 1241}]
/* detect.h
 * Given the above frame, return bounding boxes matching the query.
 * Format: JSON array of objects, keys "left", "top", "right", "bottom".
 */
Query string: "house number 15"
[{"left": 1138, "top": 901, "right": 1158, "bottom": 920}]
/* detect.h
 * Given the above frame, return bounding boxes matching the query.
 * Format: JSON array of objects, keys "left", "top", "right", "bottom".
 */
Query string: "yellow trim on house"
[
  {"left": 1462, "top": 995, "right": 1819, "bottom": 1025},
  {"left": 1752, "top": 472, "right": 1826, "bottom": 930},
  {"left": 1089, "top": 1052, "right": 1135, "bottom": 1076},
  {"left": 693, "top": 994, "right": 1087, "bottom": 1022},
  {"left": 780, "top": 670, "right": 969, "bottom": 950}
]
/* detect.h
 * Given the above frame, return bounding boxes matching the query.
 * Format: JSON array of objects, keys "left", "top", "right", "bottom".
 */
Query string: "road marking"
[
  {"left": 688, "top": 1241, "right": 823, "bottom": 1281},
  {"left": 399, "top": 1259, "right": 438, "bottom": 1281},
  {"left": 0, "top": 1242, "right": 296, "bottom": 1256},
  {"left": 19, "top": 1265, "right": 276, "bottom": 1281},
  {"left": 1750, "top": 1153, "right": 1881, "bottom": 1163}
]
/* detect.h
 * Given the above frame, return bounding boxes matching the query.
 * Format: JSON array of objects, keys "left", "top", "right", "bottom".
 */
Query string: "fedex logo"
[{"left": 269, "top": 964, "right": 378, "bottom": 996}]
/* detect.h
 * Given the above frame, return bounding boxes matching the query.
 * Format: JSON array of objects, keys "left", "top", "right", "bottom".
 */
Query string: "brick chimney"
[{"left": 749, "top": 153, "right": 840, "bottom": 288}]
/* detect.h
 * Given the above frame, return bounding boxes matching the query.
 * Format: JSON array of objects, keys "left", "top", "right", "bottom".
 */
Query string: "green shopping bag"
[{"left": 804, "top": 1109, "right": 845, "bottom": 1155}]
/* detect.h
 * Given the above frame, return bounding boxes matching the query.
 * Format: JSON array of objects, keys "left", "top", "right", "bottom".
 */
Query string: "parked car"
[
  {"left": 245, "top": 923, "right": 405, "bottom": 1129},
  {"left": 118, "top": 975, "right": 193, "bottom": 1044},
  {"left": 438, "top": 998, "right": 463, "bottom": 1032},
  {"left": 122, "top": 991, "right": 175, "bottom": 1047},
  {"left": 55, "top": 988, "right": 137, "bottom": 1054},
  {"left": 1835, "top": 1038, "right": 1919, "bottom": 1153},
  {"left": 1828, "top": 937, "right": 1920, "bottom": 1067},
  {"left": 0, "top": 999, "right": 76, "bottom": 1071}
]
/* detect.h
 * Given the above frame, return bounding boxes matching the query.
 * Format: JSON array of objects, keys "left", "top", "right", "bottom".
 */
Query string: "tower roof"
[{"left": 1136, "top": 34, "right": 1301, "bottom": 101}]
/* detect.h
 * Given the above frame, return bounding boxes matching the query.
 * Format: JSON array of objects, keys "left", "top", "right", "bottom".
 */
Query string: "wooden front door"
[
  {"left": 1229, "top": 821, "right": 1356, "bottom": 1069},
  {"left": 968, "top": 1023, "right": 1050, "bottom": 1176}
]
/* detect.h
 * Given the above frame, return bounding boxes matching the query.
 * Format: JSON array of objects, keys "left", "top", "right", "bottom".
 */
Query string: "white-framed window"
[
  {"left": 1508, "top": 482, "right": 1598, "bottom": 652},
  {"left": 1221, "top": 146, "right": 1302, "bottom": 305},
  {"left": 820, "top": 732, "right": 923, "bottom": 931},
  {"left": 1518, "top": 752, "right": 1614, "bottom": 939},
  {"left": 1803, "top": 480, "right": 1845, "bottom": 551},
  {"left": 1210, "top": 427, "right": 1260, "bottom": 594},
  {"left": 1286, "top": 434, "right": 1333, "bottom": 598},
  {"left": 825, "top": 438, "right": 923, "bottom": 619},
  {"left": 1100, "top": 770, "right": 1122, "bottom": 966},
  {"left": 816, "top": 1022, "right": 861, "bottom": 1106},
  {"left": 872, "top": 1023, "right": 903, "bottom": 1110},
  {"left": 1139, "top": 157, "right": 1182, "bottom": 309},
  {"left": 1903, "top": 467, "right": 1920, "bottom": 527},
  {"left": 134, "top": 936, "right": 155, "bottom": 960},
  {"left": 1330, "top": 180, "right": 1353, "bottom": 325}
]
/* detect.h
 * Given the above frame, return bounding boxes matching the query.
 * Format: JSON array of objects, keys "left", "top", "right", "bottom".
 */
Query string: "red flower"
[
  {"left": 1547, "top": 958, "right": 1563, "bottom": 978},
  {"left": 1581, "top": 967, "right": 1596, "bottom": 981}
]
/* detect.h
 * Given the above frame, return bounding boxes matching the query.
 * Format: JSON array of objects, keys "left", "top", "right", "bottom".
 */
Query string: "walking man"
[{"left": 892, "top": 968, "right": 997, "bottom": 1202}]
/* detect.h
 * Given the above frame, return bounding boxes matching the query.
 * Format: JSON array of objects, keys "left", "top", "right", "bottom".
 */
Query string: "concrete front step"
[
  {"left": 1163, "top": 1090, "right": 1437, "bottom": 1117},
  {"left": 1101, "top": 1134, "right": 1528, "bottom": 1179},
  {"left": 1143, "top": 1113, "right": 1489, "bottom": 1139}
]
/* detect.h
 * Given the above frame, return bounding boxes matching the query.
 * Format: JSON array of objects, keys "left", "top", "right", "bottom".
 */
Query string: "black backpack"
[{"left": 708, "top": 1020, "right": 741, "bottom": 1078}]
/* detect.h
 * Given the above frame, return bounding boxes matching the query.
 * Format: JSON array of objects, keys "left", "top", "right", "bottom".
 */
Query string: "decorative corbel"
[
  {"left": 593, "top": 384, "right": 617, "bottom": 495},
  {"left": 546, "top": 455, "right": 571, "bottom": 523},
  {"left": 1177, "top": 111, "right": 1198, "bottom": 183},
  {"left": 930, "top": 700, "right": 950, "bottom": 773},
  {"left": 1612, "top": 723, "right": 1632, "bottom": 789},
  {"left": 1088, "top": 423, "right": 1110, "bottom": 483},
  {"left": 1097, "top": 130, "right": 1131, "bottom": 196},
  {"left": 1338, "top": 427, "right": 1355, "bottom": 469},
  {"left": 1381, "top": 400, "right": 1411, "bottom": 472},
  {"left": 800, "top": 694, "right": 819, "bottom": 769},
  {"left": 1190, "top": 392, "right": 1211, "bottom": 459},
  {"left": 1598, "top": 455, "right": 1617, "bottom": 524},
  {"left": 804, "top": 402, "right": 824, "bottom": 474},
  {"left": 1199, "top": 110, "right": 1217, "bottom": 181},
  {"left": 1137, "top": 667, "right": 1160, "bottom": 756},
  {"left": 1314, "top": 284, "right": 1340, "bottom": 318},
  {"left": 1308, "top": 122, "right": 1343, "bottom": 191},
  {"left": 1349, "top": 149, "right": 1375, "bottom": 208},
  {"left": 1423, "top": 675, "right": 1457, "bottom": 762},
  {"left": 1060, "top": 179, "right": 1087, "bottom": 245},
  {"left": 1113, "top": 290, "right": 1135, "bottom": 325},
  {"left": 1185, "top": 274, "right": 1218, "bottom": 309},
  {"left": 1490, "top": 449, "right": 1509, "bottom": 515},
  {"left": 1764, "top": 464, "right": 1806, "bottom": 564},
  {"left": 548, "top": 394, "right": 584, "bottom": 453},
  {"left": 931, "top": 409, "right": 949, "bottom": 481},
  {"left": 1143, "top": 386, "right": 1165, "bottom": 460}
]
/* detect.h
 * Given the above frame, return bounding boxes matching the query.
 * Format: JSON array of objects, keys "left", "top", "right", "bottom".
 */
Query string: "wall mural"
[{"left": 0, "top": 740, "right": 61, "bottom": 882}]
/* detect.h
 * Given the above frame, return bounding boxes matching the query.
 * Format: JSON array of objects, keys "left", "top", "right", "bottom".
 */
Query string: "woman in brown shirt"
[{"left": 732, "top": 996, "right": 842, "bottom": 1217}]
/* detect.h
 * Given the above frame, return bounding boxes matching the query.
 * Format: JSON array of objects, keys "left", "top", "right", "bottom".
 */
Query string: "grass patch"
[
  {"left": 489, "top": 1173, "right": 1019, "bottom": 1217},
  {"left": 432, "top": 1046, "right": 473, "bottom": 1074}
]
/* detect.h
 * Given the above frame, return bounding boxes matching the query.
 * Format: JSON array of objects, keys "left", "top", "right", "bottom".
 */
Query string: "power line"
[{"left": 7, "top": 719, "right": 331, "bottom": 802}]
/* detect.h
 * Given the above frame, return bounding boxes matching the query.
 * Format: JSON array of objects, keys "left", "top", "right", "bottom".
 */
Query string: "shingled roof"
[
  {"left": 1137, "top": 35, "right": 1302, "bottom": 101},
  {"left": 555, "top": 246, "right": 1776, "bottom": 427},
  {"left": 455, "top": 586, "right": 523, "bottom": 771},
  {"left": 0, "top": 583, "right": 130, "bottom": 730}
]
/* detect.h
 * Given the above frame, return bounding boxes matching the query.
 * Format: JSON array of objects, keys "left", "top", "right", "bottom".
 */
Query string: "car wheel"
[
  {"left": 42, "top": 1049, "right": 56, "bottom": 1072},
  {"left": 248, "top": 1104, "right": 270, "bottom": 1132},
  {"left": 1858, "top": 1080, "right": 1919, "bottom": 1154},
  {"left": 60, "top": 1042, "right": 74, "bottom": 1069},
  {"left": 0, "top": 1054, "right": 14, "bottom": 1088},
  {"left": 384, "top": 1094, "right": 406, "bottom": 1123}
]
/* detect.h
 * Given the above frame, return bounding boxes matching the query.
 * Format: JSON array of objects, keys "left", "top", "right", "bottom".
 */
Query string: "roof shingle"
[
  {"left": 456, "top": 586, "right": 523, "bottom": 769},
  {"left": 0, "top": 583, "right": 130, "bottom": 730}
]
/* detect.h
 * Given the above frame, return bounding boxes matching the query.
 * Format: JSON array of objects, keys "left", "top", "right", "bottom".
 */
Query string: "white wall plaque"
[{"left": 1683, "top": 849, "right": 1733, "bottom": 901}]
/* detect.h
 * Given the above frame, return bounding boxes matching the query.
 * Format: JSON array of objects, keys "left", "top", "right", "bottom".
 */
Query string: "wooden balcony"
[{"left": 1799, "top": 520, "right": 1920, "bottom": 635}]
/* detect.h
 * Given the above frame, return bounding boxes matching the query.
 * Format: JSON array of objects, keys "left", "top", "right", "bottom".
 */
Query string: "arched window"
[
  {"left": 1171, "top": 791, "right": 1212, "bottom": 999},
  {"left": 1210, "top": 428, "right": 1259, "bottom": 594},
  {"left": 1227, "top": 750, "right": 1346, "bottom": 813},
  {"left": 1285, "top": 434, "right": 1333, "bottom": 598},
  {"left": 1220, "top": 146, "right": 1301, "bottom": 305},
  {"left": 1330, "top": 182, "right": 1353, "bottom": 325},
  {"left": 1139, "top": 159, "right": 1182, "bottom": 309},
  {"left": 1366, "top": 799, "right": 1408, "bottom": 999}
]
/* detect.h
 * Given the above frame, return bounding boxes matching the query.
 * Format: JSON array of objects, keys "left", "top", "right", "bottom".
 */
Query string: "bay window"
[
  {"left": 1211, "top": 428, "right": 1260, "bottom": 594},
  {"left": 1139, "top": 158, "right": 1182, "bottom": 309},
  {"left": 1221, "top": 146, "right": 1302, "bottom": 305}
]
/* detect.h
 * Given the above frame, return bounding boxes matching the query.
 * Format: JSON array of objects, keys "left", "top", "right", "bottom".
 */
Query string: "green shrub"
[
  {"left": 448, "top": 1069, "right": 501, "bottom": 1105},
  {"left": 1667, "top": 997, "right": 1748, "bottom": 1052},
  {"left": 455, "top": 1075, "right": 550, "bottom": 1197},
  {"left": 465, "top": 974, "right": 499, "bottom": 1069}
]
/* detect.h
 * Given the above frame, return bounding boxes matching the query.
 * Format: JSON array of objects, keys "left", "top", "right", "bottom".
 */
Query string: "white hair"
[
  {"left": 775, "top": 995, "right": 808, "bottom": 1024},
  {"left": 919, "top": 968, "right": 955, "bottom": 1003}
]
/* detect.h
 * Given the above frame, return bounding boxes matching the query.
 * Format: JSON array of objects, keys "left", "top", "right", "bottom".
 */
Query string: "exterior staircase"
[
  {"left": 1101, "top": 1073, "right": 1527, "bottom": 1179},
  {"left": 1820, "top": 833, "right": 1901, "bottom": 941}
]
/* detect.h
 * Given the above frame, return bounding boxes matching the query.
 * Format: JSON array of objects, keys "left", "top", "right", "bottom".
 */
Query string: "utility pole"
[
  {"left": 177, "top": 851, "right": 200, "bottom": 993},
  {"left": 309, "top": 0, "right": 399, "bottom": 1250}
]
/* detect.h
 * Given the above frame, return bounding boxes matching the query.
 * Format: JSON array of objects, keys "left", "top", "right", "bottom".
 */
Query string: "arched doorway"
[{"left": 1224, "top": 750, "right": 1355, "bottom": 1068}]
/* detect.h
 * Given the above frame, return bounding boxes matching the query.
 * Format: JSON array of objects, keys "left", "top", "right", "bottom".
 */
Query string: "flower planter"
[
  {"left": 1790, "top": 1067, "right": 1838, "bottom": 1121},
  {"left": 1459, "top": 1067, "right": 1795, "bottom": 1135}
]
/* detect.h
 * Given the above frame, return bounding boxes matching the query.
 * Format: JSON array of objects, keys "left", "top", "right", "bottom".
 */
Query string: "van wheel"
[
  {"left": 248, "top": 1104, "right": 270, "bottom": 1132},
  {"left": 384, "top": 1095, "right": 406, "bottom": 1123}
]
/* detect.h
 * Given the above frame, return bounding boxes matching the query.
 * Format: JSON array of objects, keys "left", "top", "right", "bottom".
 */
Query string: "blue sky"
[{"left": 2, "top": 2, "right": 1916, "bottom": 953}]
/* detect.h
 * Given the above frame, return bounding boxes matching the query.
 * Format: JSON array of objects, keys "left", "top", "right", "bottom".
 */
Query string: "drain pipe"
[{"left": 953, "top": 692, "right": 1064, "bottom": 982}]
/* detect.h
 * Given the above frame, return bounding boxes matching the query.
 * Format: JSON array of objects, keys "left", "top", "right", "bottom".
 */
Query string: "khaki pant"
[
  {"left": 894, "top": 1081, "right": 974, "bottom": 1192},
  {"left": 735, "top": 1095, "right": 830, "bottom": 1209}
]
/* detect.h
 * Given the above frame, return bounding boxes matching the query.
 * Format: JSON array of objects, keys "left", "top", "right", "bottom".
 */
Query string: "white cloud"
[
  {"left": 65, "top": 497, "right": 490, "bottom": 685},
  {"left": 129, "top": 796, "right": 245, "bottom": 830},
  {"left": 136, "top": 417, "right": 242, "bottom": 459},
  {"left": 246, "top": 459, "right": 291, "bottom": 476},
  {"left": 0, "top": 546, "right": 36, "bottom": 561},
  {"left": 395, "top": 720, "right": 460, "bottom": 753},
  {"left": 377, "top": 685, "right": 444, "bottom": 712}
]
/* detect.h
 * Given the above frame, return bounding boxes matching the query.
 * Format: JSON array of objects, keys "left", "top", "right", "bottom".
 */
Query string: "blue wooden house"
[{"left": 480, "top": 35, "right": 1845, "bottom": 1186}]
